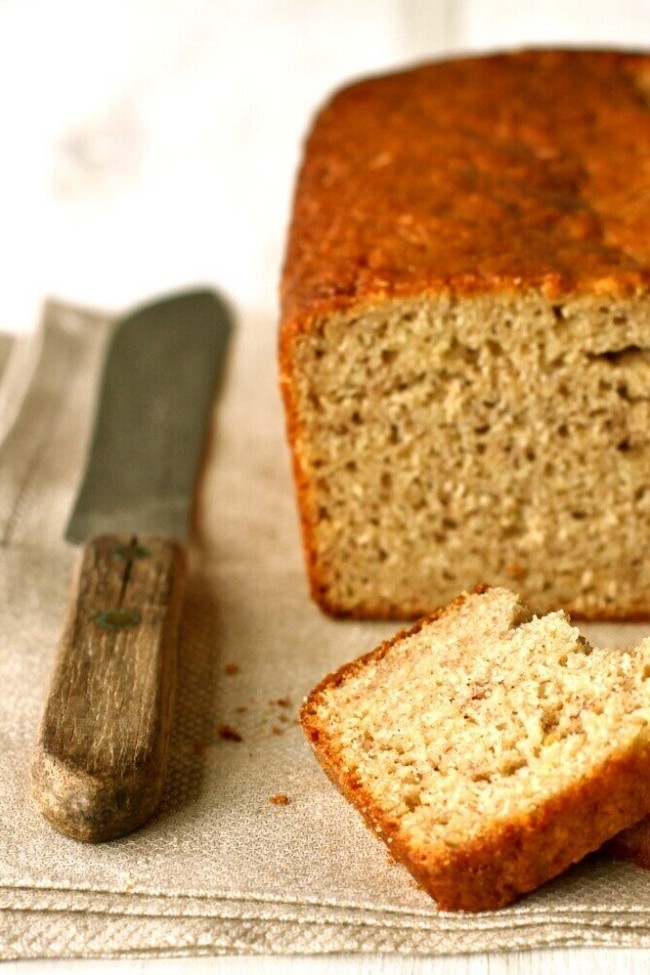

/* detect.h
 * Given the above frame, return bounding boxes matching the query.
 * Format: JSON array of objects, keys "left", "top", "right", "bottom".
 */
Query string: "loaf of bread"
[
  {"left": 300, "top": 587, "right": 650, "bottom": 912},
  {"left": 280, "top": 49, "right": 650, "bottom": 619}
]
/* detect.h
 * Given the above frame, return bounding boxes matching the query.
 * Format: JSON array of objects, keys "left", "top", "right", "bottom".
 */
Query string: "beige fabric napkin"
[{"left": 3, "top": 299, "right": 650, "bottom": 960}]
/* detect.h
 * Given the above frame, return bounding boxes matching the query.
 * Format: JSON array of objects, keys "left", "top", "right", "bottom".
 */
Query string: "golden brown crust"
[
  {"left": 399, "top": 744, "right": 650, "bottom": 911},
  {"left": 311, "top": 741, "right": 650, "bottom": 912},
  {"left": 281, "top": 48, "right": 650, "bottom": 333}
]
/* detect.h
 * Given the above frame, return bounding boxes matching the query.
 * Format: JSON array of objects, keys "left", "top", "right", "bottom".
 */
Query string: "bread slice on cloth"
[{"left": 301, "top": 587, "right": 650, "bottom": 911}]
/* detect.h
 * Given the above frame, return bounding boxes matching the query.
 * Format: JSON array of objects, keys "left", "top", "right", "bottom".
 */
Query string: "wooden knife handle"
[{"left": 30, "top": 534, "right": 186, "bottom": 842}]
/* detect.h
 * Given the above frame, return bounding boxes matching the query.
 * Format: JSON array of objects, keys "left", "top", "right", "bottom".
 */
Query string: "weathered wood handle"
[{"left": 31, "top": 534, "right": 186, "bottom": 842}]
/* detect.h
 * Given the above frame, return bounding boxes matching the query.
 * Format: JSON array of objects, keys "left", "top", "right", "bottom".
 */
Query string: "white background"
[
  {"left": 2, "top": 1, "right": 650, "bottom": 972},
  {"left": 0, "top": 0, "right": 648, "bottom": 336}
]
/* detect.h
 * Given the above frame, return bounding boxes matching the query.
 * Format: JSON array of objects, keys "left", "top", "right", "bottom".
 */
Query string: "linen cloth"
[{"left": 2, "top": 299, "right": 650, "bottom": 960}]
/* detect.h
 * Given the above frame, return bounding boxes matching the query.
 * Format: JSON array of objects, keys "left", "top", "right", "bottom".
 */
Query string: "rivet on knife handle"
[{"left": 30, "top": 534, "right": 186, "bottom": 842}]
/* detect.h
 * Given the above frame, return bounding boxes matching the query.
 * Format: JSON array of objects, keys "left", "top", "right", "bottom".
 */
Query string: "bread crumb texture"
[
  {"left": 280, "top": 50, "right": 650, "bottom": 620},
  {"left": 301, "top": 588, "right": 650, "bottom": 911}
]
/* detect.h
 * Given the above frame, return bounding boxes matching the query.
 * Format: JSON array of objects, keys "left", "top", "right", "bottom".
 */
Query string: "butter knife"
[{"left": 31, "top": 288, "right": 231, "bottom": 842}]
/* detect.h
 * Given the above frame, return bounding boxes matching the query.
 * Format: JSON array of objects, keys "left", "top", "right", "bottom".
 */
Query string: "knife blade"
[{"left": 30, "top": 288, "right": 232, "bottom": 842}]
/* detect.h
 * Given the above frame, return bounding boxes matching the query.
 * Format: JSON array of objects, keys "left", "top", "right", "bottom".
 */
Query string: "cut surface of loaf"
[
  {"left": 280, "top": 49, "right": 650, "bottom": 619},
  {"left": 300, "top": 588, "right": 650, "bottom": 911}
]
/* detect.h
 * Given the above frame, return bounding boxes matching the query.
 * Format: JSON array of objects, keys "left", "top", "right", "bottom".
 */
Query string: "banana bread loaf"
[
  {"left": 279, "top": 49, "right": 650, "bottom": 619},
  {"left": 300, "top": 587, "right": 650, "bottom": 911}
]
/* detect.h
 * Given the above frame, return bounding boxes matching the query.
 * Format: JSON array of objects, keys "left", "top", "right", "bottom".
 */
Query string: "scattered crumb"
[
  {"left": 506, "top": 563, "right": 527, "bottom": 579},
  {"left": 270, "top": 794, "right": 291, "bottom": 806},
  {"left": 213, "top": 695, "right": 298, "bottom": 742},
  {"left": 224, "top": 662, "right": 240, "bottom": 676},
  {"left": 192, "top": 739, "right": 208, "bottom": 756},
  {"left": 218, "top": 724, "right": 243, "bottom": 742}
]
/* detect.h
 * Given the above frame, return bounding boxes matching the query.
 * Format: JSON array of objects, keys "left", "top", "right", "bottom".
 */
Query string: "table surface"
[{"left": 3, "top": 1, "right": 650, "bottom": 971}]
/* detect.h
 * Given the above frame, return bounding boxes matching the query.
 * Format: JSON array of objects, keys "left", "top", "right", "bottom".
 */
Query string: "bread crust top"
[{"left": 280, "top": 49, "right": 650, "bottom": 333}]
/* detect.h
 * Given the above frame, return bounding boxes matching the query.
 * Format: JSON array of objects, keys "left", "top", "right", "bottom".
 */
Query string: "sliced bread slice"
[{"left": 300, "top": 587, "right": 650, "bottom": 911}]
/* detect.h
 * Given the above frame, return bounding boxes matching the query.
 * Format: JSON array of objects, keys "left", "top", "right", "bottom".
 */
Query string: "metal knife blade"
[{"left": 30, "top": 289, "right": 232, "bottom": 843}]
